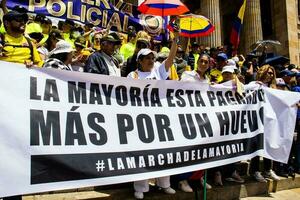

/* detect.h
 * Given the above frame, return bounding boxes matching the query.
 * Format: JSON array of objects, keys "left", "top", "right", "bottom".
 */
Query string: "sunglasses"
[{"left": 267, "top": 72, "right": 274, "bottom": 75}]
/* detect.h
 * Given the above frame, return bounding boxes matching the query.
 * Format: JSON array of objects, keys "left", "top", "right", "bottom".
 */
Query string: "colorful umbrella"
[
  {"left": 138, "top": 0, "right": 189, "bottom": 17},
  {"left": 168, "top": 14, "right": 215, "bottom": 38}
]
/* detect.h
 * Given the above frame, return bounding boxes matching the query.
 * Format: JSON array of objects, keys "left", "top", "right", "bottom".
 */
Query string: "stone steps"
[{"left": 22, "top": 174, "right": 300, "bottom": 200}]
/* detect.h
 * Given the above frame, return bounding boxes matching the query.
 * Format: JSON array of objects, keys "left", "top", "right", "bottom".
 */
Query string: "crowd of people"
[{"left": 1, "top": 4, "right": 300, "bottom": 200}]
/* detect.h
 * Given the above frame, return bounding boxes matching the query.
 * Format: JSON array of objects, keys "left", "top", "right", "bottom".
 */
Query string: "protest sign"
[{"left": 0, "top": 61, "right": 299, "bottom": 197}]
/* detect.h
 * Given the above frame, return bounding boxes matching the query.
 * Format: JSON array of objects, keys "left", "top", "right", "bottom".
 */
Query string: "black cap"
[
  {"left": 3, "top": 11, "right": 28, "bottom": 22},
  {"left": 101, "top": 33, "right": 122, "bottom": 45},
  {"left": 137, "top": 38, "right": 150, "bottom": 46},
  {"left": 35, "top": 14, "right": 46, "bottom": 23},
  {"left": 110, "top": 32, "right": 122, "bottom": 45},
  {"left": 12, "top": 5, "right": 28, "bottom": 13}
]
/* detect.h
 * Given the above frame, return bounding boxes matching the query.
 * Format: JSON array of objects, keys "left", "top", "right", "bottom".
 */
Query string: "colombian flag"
[{"left": 230, "top": 0, "right": 247, "bottom": 52}]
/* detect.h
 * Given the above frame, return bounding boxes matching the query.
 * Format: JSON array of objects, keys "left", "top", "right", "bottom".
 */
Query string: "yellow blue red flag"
[{"left": 230, "top": 0, "right": 247, "bottom": 52}]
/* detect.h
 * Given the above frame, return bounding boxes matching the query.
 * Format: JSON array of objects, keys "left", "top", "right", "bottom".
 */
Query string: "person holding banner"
[
  {"left": 180, "top": 53, "right": 210, "bottom": 83},
  {"left": 250, "top": 64, "right": 280, "bottom": 182},
  {"left": 127, "top": 30, "right": 179, "bottom": 199},
  {"left": 43, "top": 40, "right": 75, "bottom": 71},
  {"left": 176, "top": 53, "right": 213, "bottom": 192}
]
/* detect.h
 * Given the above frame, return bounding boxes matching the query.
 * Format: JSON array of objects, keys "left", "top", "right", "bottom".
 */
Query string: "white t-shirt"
[
  {"left": 127, "top": 62, "right": 170, "bottom": 80},
  {"left": 181, "top": 71, "right": 209, "bottom": 83}
]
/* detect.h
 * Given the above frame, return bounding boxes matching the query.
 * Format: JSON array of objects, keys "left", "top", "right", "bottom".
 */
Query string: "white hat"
[
  {"left": 222, "top": 66, "right": 235, "bottom": 74},
  {"left": 136, "top": 48, "right": 157, "bottom": 61},
  {"left": 232, "top": 56, "right": 239, "bottom": 63},
  {"left": 227, "top": 59, "right": 236, "bottom": 66},
  {"left": 276, "top": 78, "right": 287, "bottom": 86},
  {"left": 49, "top": 40, "right": 75, "bottom": 56}
]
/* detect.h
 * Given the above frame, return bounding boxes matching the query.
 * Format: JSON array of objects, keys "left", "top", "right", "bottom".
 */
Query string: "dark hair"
[
  {"left": 35, "top": 14, "right": 46, "bottom": 23},
  {"left": 85, "top": 23, "right": 94, "bottom": 29},
  {"left": 29, "top": 32, "right": 44, "bottom": 43},
  {"left": 58, "top": 21, "right": 64, "bottom": 30},
  {"left": 45, "top": 30, "right": 63, "bottom": 51},
  {"left": 288, "top": 64, "right": 296, "bottom": 70},
  {"left": 50, "top": 52, "right": 69, "bottom": 63},
  {"left": 136, "top": 41, "right": 149, "bottom": 49},
  {"left": 65, "top": 19, "right": 75, "bottom": 27},
  {"left": 200, "top": 53, "right": 210, "bottom": 59},
  {"left": 197, "top": 53, "right": 211, "bottom": 75},
  {"left": 137, "top": 54, "right": 147, "bottom": 70}
]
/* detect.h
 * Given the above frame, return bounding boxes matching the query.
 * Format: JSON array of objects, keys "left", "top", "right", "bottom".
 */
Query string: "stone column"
[
  {"left": 198, "top": 0, "right": 222, "bottom": 47},
  {"left": 243, "top": 0, "right": 263, "bottom": 53}
]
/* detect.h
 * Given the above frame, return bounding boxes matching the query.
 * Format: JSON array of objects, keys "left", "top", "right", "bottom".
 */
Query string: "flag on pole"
[{"left": 230, "top": 0, "right": 247, "bottom": 54}]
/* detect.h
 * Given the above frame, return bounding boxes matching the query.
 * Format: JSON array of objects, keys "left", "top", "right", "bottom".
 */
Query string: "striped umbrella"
[
  {"left": 138, "top": 0, "right": 189, "bottom": 16},
  {"left": 168, "top": 14, "right": 215, "bottom": 38}
]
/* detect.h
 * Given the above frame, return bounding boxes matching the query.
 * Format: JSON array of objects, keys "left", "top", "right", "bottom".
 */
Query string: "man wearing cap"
[
  {"left": 0, "top": 10, "right": 42, "bottom": 67},
  {"left": 187, "top": 42, "right": 200, "bottom": 71},
  {"left": 85, "top": 33, "right": 121, "bottom": 76}
]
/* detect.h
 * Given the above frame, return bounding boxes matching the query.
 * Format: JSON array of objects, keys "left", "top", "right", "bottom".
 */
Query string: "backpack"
[{"left": 0, "top": 33, "right": 34, "bottom": 61}]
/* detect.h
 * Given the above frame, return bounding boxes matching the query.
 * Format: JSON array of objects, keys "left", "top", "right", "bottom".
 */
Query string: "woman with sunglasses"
[
  {"left": 250, "top": 64, "right": 280, "bottom": 182},
  {"left": 128, "top": 31, "right": 179, "bottom": 199}
]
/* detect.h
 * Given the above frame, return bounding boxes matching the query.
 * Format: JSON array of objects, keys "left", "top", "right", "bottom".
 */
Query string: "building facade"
[{"left": 182, "top": 0, "right": 300, "bottom": 65}]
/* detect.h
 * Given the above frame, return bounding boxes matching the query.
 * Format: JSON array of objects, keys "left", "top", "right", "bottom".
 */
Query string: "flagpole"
[{"left": 203, "top": 170, "right": 207, "bottom": 200}]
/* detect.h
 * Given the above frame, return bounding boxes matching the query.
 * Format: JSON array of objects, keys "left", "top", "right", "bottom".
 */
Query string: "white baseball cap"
[
  {"left": 226, "top": 59, "right": 237, "bottom": 66},
  {"left": 276, "top": 78, "right": 287, "bottom": 86},
  {"left": 136, "top": 48, "right": 157, "bottom": 61},
  {"left": 222, "top": 66, "right": 235, "bottom": 74},
  {"left": 49, "top": 40, "right": 75, "bottom": 56},
  {"left": 232, "top": 56, "right": 239, "bottom": 63}
]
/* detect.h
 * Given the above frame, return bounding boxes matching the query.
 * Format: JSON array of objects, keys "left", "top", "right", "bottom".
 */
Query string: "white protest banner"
[{"left": 0, "top": 61, "right": 299, "bottom": 197}]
